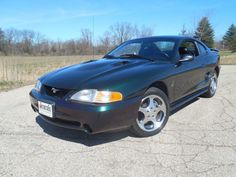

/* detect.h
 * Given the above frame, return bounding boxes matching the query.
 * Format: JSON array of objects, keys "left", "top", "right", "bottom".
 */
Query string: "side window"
[
  {"left": 197, "top": 42, "right": 207, "bottom": 55},
  {"left": 179, "top": 41, "right": 199, "bottom": 57}
]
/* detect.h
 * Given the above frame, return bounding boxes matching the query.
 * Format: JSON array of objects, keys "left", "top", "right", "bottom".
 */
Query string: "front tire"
[{"left": 131, "top": 87, "right": 170, "bottom": 137}]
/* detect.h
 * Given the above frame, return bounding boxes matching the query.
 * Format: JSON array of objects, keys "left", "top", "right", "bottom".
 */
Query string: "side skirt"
[{"left": 170, "top": 87, "right": 208, "bottom": 112}]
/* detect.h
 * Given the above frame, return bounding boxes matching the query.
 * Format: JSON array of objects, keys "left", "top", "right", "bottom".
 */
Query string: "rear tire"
[
  {"left": 202, "top": 71, "right": 218, "bottom": 98},
  {"left": 130, "top": 87, "right": 170, "bottom": 137}
]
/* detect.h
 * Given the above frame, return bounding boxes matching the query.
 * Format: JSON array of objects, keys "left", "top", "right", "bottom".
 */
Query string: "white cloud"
[{"left": 0, "top": 8, "right": 110, "bottom": 27}]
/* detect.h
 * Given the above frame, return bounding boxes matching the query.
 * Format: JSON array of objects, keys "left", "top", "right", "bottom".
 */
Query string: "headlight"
[
  {"left": 70, "top": 89, "right": 123, "bottom": 103},
  {"left": 35, "top": 80, "right": 42, "bottom": 92}
]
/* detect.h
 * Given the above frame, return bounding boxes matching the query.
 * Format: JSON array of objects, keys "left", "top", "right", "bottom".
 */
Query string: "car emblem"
[{"left": 51, "top": 88, "right": 60, "bottom": 93}]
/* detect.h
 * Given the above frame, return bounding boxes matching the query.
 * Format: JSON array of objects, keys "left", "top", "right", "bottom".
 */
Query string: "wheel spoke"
[
  {"left": 158, "top": 104, "right": 166, "bottom": 112},
  {"left": 139, "top": 117, "right": 150, "bottom": 128},
  {"left": 152, "top": 101, "right": 165, "bottom": 114},
  {"left": 148, "top": 97, "right": 156, "bottom": 109},
  {"left": 139, "top": 107, "right": 147, "bottom": 115},
  {"left": 143, "top": 117, "right": 151, "bottom": 124},
  {"left": 149, "top": 116, "right": 157, "bottom": 124}
]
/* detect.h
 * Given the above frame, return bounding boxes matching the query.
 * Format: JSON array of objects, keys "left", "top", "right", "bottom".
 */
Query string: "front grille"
[{"left": 43, "top": 85, "right": 71, "bottom": 98}]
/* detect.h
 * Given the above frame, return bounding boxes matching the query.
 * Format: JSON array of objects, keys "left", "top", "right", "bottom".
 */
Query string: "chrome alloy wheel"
[
  {"left": 210, "top": 73, "right": 217, "bottom": 95},
  {"left": 136, "top": 95, "right": 167, "bottom": 132}
]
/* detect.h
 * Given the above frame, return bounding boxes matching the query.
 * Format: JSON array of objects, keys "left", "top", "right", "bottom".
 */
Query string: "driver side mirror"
[{"left": 179, "top": 54, "right": 194, "bottom": 62}]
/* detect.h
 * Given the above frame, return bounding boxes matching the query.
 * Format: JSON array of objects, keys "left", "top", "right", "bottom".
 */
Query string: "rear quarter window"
[
  {"left": 197, "top": 42, "right": 207, "bottom": 55},
  {"left": 179, "top": 41, "right": 199, "bottom": 56}
]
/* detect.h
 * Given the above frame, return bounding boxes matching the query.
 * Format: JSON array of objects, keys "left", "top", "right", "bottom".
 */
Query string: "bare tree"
[
  {"left": 6, "top": 29, "right": 23, "bottom": 55},
  {"left": 79, "top": 28, "right": 93, "bottom": 55},
  {"left": 179, "top": 24, "right": 194, "bottom": 37},
  {"left": 180, "top": 25, "right": 187, "bottom": 36},
  {"left": 136, "top": 25, "right": 154, "bottom": 38},
  {"left": 64, "top": 40, "right": 77, "bottom": 55},
  {"left": 33, "top": 32, "right": 45, "bottom": 55},
  {"left": 109, "top": 22, "right": 154, "bottom": 46},
  {"left": 0, "top": 28, "right": 6, "bottom": 55},
  {"left": 109, "top": 22, "right": 135, "bottom": 45},
  {"left": 21, "top": 30, "right": 36, "bottom": 54},
  {"left": 98, "top": 31, "right": 113, "bottom": 54}
]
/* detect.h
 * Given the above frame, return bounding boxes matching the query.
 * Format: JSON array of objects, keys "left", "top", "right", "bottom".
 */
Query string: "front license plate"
[{"left": 38, "top": 101, "right": 53, "bottom": 118}]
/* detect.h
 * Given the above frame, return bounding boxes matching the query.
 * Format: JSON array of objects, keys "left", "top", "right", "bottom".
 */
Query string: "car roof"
[
  {"left": 128, "top": 35, "right": 208, "bottom": 48},
  {"left": 131, "top": 35, "right": 197, "bottom": 42}
]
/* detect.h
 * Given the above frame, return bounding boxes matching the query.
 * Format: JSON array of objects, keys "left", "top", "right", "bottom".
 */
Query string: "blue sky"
[{"left": 0, "top": 0, "right": 235, "bottom": 41}]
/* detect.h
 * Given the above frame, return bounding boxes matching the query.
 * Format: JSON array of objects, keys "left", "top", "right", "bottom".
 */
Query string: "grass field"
[
  {"left": 0, "top": 52, "right": 235, "bottom": 91},
  {"left": 219, "top": 51, "right": 236, "bottom": 64},
  {"left": 0, "top": 55, "right": 102, "bottom": 91}
]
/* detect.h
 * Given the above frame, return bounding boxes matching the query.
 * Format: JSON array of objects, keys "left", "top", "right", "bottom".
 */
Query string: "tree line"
[
  {"left": 0, "top": 18, "right": 236, "bottom": 56},
  {"left": 0, "top": 22, "right": 153, "bottom": 56}
]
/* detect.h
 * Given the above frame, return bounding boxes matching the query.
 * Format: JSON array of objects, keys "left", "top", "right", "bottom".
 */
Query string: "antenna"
[{"left": 92, "top": 16, "right": 95, "bottom": 59}]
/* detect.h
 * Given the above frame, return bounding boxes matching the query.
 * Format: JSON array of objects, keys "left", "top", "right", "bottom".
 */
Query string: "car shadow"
[{"left": 36, "top": 116, "right": 133, "bottom": 147}]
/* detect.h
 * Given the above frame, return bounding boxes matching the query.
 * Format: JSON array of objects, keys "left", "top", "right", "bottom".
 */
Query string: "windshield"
[{"left": 106, "top": 38, "right": 176, "bottom": 61}]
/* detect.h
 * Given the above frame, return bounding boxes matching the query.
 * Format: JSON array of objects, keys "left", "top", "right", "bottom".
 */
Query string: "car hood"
[{"left": 40, "top": 58, "right": 151, "bottom": 89}]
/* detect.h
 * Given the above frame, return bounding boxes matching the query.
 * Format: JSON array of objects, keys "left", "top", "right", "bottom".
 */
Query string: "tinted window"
[{"left": 197, "top": 42, "right": 207, "bottom": 55}]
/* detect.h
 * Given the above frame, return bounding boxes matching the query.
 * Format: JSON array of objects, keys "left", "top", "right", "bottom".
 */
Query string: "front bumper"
[{"left": 30, "top": 89, "right": 141, "bottom": 134}]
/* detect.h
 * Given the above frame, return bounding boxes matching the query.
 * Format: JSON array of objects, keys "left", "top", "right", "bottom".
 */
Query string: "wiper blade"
[
  {"left": 119, "top": 54, "right": 154, "bottom": 61},
  {"left": 103, "top": 54, "right": 116, "bottom": 59}
]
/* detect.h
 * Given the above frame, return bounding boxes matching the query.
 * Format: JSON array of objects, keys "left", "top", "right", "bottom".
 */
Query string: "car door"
[
  {"left": 172, "top": 40, "right": 205, "bottom": 101},
  {"left": 196, "top": 41, "right": 212, "bottom": 88}
]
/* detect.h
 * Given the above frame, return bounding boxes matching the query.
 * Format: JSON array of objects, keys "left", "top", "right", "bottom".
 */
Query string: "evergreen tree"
[
  {"left": 194, "top": 17, "right": 215, "bottom": 48},
  {"left": 231, "top": 33, "right": 236, "bottom": 52},
  {"left": 223, "top": 24, "right": 236, "bottom": 52}
]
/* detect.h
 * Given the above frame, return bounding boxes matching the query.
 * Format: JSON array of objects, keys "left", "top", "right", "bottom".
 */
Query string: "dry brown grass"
[
  {"left": 220, "top": 52, "right": 236, "bottom": 65},
  {"left": 0, "top": 55, "right": 102, "bottom": 91}
]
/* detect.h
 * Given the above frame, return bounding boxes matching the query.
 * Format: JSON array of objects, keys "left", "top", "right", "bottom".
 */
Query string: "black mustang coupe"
[{"left": 30, "top": 36, "right": 220, "bottom": 137}]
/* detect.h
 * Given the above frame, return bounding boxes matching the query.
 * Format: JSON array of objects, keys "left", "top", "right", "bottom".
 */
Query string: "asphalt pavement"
[{"left": 0, "top": 65, "right": 236, "bottom": 177}]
